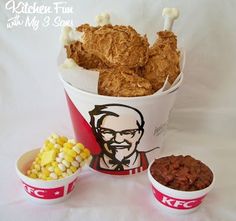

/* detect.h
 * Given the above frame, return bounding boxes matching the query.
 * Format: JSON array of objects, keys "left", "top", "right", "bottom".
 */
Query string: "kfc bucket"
[
  {"left": 16, "top": 148, "right": 80, "bottom": 204},
  {"left": 59, "top": 71, "right": 183, "bottom": 176}
]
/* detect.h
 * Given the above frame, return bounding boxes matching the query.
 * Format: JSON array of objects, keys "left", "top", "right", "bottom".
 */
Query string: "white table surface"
[{"left": 0, "top": 0, "right": 236, "bottom": 220}]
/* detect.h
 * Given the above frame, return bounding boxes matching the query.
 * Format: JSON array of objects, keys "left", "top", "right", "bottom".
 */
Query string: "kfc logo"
[
  {"left": 89, "top": 104, "right": 159, "bottom": 175},
  {"left": 152, "top": 186, "right": 206, "bottom": 209},
  {"left": 22, "top": 182, "right": 64, "bottom": 199}
]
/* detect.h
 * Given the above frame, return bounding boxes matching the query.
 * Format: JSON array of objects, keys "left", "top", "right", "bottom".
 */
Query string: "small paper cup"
[
  {"left": 147, "top": 160, "right": 214, "bottom": 215},
  {"left": 16, "top": 148, "right": 80, "bottom": 204}
]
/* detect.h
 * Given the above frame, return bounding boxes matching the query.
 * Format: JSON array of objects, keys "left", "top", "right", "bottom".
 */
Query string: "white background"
[{"left": 0, "top": 0, "right": 236, "bottom": 220}]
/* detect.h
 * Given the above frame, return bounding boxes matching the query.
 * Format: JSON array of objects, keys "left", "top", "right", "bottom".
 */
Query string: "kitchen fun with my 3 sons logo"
[{"left": 5, "top": 0, "right": 74, "bottom": 30}]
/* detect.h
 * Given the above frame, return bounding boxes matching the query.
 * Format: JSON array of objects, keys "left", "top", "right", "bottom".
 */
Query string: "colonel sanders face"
[{"left": 89, "top": 104, "right": 144, "bottom": 162}]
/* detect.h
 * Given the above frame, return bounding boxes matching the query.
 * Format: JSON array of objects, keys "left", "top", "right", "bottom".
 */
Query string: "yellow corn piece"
[
  {"left": 41, "top": 149, "right": 57, "bottom": 166},
  {"left": 63, "top": 147, "right": 71, "bottom": 154},
  {"left": 80, "top": 152, "right": 87, "bottom": 159},
  {"left": 70, "top": 166, "right": 77, "bottom": 173},
  {"left": 44, "top": 142, "right": 54, "bottom": 151},
  {"left": 68, "top": 149, "right": 77, "bottom": 158},
  {"left": 29, "top": 173, "right": 37, "bottom": 179},
  {"left": 60, "top": 136, "right": 68, "bottom": 143},
  {"left": 83, "top": 148, "right": 90, "bottom": 156},
  {"left": 41, "top": 174, "right": 48, "bottom": 180},
  {"left": 63, "top": 143, "right": 73, "bottom": 149},
  {"left": 54, "top": 167, "right": 62, "bottom": 176},
  {"left": 42, "top": 168, "right": 50, "bottom": 177},
  {"left": 34, "top": 164, "right": 41, "bottom": 171},
  {"left": 65, "top": 155, "right": 74, "bottom": 163},
  {"left": 51, "top": 161, "right": 58, "bottom": 167},
  {"left": 35, "top": 156, "right": 41, "bottom": 163},
  {"left": 75, "top": 143, "right": 84, "bottom": 150}
]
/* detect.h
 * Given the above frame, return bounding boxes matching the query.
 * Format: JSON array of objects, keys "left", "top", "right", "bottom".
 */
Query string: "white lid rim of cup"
[
  {"left": 16, "top": 148, "right": 81, "bottom": 186},
  {"left": 147, "top": 159, "right": 215, "bottom": 199},
  {"left": 59, "top": 71, "right": 183, "bottom": 101}
]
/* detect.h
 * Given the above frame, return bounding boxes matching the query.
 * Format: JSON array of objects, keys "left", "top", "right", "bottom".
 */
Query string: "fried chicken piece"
[
  {"left": 98, "top": 68, "right": 153, "bottom": 97},
  {"left": 76, "top": 24, "right": 149, "bottom": 68},
  {"left": 152, "top": 31, "right": 178, "bottom": 50},
  {"left": 65, "top": 41, "right": 108, "bottom": 70},
  {"left": 142, "top": 31, "right": 180, "bottom": 91}
]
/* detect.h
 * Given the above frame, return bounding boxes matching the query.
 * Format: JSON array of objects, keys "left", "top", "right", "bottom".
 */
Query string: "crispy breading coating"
[
  {"left": 76, "top": 24, "right": 149, "bottom": 68},
  {"left": 65, "top": 41, "right": 107, "bottom": 70},
  {"left": 142, "top": 31, "right": 180, "bottom": 91},
  {"left": 98, "top": 68, "right": 153, "bottom": 97}
]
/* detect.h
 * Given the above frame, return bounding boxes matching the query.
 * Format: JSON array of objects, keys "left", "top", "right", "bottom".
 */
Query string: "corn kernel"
[
  {"left": 70, "top": 166, "right": 77, "bottom": 173},
  {"left": 29, "top": 173, "right": 37, "bottom": 179},
  {"left": 62, "top": 172, "right": 67, "bottom": 178},
  {"left": 48, "top": 138, "right": 56, "bottom": 144},
  {"left": 51, "top": 161, "right": 58, "bottom": 167},
  {"left": 68, "top": 139, "right": 76, "bottom": 144},
  {"left": 47, "top": 166, "right": 54, "bottom": 172},
  {"left": 63, "top": 143, "right": 73, "bottom": 149},
  {"left": 50, "top": 173, "right": 58, "bottom": 180},
  {"left": 62, "top": 160, "right": 70, "bottom": 168},
  {"left": 66, "top": 169, "right": 72, "bottom": 175},
  {"left": 72, "top": 146, "right": 80, "bottom": 154},
  {"left": 56, "top": 138, "right": 64, "bottom": 146},
  {"left": 63, "top": 147, "right": 70, "bottom": 154},
  {"left": 61, "top": 136, "right": 68, "bottom": 142},
  {"left": 38, "top": 173, "right": 43, "bottom": 179},
  {"left": 84, "top": 148, "right": 90, "bottom": 156},
  {"left": 75, "top": 156, "right": 82, "bottom": 162},
  {"left": 54, "top": 144, "right": 61, "bottom": 149},
  {"left": 65, "top": 155, "right": 74, "bottom": 163},
  {"left": 80, "top": 152, "right": 87, "bottom": 159},
  {"left": 58, "top": 163, "right": 66, "bottom": 172},
  {"left": 56, "top": 157, "right": 63, "bottom": 163},
  {"left": 58, "top": 152, "right": 65, "bottom": 158},
  {"left": 76, "top": 143, "right": 84, "bottom": 150},
  {"left": 34, "top": 164, "right": 41, "bottom": 171},
  {"left": 54, "top": 167, "right": 62, "bottom": 176},
  {"left": 41, "top": 174, "right": 48, "bottom": 180},
  {"left": 71, "top": 160, "right": 79, "bottom": 168},
  {"left": 68, "top": 149, "right": 77, "bottom": 158}
]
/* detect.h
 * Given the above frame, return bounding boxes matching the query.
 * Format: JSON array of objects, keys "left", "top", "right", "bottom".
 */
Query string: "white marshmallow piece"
[
  {"left": 162, "top": 8, "right": 179, "bottom": 31},
  {"left": 60, "top": 26, "right": 84, "bottom": 46},
  {"left": 95, "top": 12, "right": 111, "bottom": 26}
]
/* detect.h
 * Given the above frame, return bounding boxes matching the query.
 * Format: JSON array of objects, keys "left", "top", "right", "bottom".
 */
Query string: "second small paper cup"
[{"left": 147, "top": 160, "right": 215, "bottom": 215}]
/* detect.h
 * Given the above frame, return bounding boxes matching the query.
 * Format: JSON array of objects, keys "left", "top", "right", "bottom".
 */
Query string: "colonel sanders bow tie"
[{"left": 109, "top": 158, "right": 130, "bottom": 171}]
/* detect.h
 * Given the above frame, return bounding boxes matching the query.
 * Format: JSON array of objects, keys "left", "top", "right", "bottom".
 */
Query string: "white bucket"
[{"left": 59, "top": 70, "right": 183, "bottom": 175}]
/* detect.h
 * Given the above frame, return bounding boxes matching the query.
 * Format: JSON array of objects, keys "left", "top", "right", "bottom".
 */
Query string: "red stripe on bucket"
[{"left": 65, "top": 92, "right": 101, "bottom": 155}]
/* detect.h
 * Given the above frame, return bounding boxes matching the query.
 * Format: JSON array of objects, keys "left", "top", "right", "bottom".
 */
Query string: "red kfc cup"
[
  {"left": 16, "top": 148, "right": 80, "bottom": 204},
  {"left": 147, "top": 156, "right": 215, "bottom": 215},
  {"left": 58, "top": 51, "right": 184, "bottom": 176}
]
